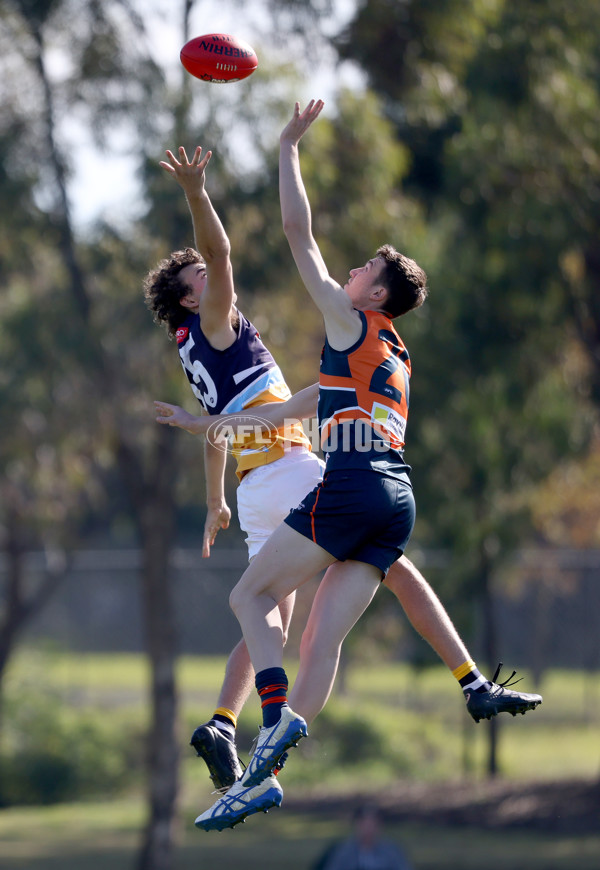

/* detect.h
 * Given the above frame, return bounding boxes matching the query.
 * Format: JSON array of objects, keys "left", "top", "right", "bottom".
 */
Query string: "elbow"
[
  {"left": 204, "top": 239, "right": 231, "bottom": 263},
  {"left": 282, "top": 215, "right": 302, "bottom": 238},
  {"left": 283, "top": 221, "right": 308, "bottom": 249}
]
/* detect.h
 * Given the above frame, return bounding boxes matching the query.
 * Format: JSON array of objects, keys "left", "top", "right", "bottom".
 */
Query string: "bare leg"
[
  {"left": 192, "top": 554, "right": 382, "bottom": 830},
  {"left": 229, "top": 524, "right": 337, "bottom": 674},
  {"left": 384, "top": 555, "right": 470, "bottom": 671},
  {"left": 224, "top": 552, "right": 472, "bottom": 719},
  {"left": 192, "top": 583, "right": 298, "bottom": 792},
  {"left": 289, "top": 560, "right": 381, "bottom": 723},
  {"left": 289, "top": 555, "right": 473, "bottom": 725},
  {"left": 216, "top": 591, "right": 296, "bottom": 716},
  {"left": 215, "top": 638, "right": 253, "bottom": 716},
  {"left": 383, "top": 556, "right": 543, "bottom": 723}
]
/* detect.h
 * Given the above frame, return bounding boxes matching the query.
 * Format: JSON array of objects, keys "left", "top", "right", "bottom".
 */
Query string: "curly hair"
[
  {"left": 143, "top": 247, "right": 204, "bottom": 338},
  {"left": 376, "top": 244, "right": 428, "bottom": 319}
]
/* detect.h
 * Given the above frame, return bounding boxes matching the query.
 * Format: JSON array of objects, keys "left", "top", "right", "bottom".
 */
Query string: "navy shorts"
[{"left": 284, "top": 469, "right": 415, "bottom": 577}]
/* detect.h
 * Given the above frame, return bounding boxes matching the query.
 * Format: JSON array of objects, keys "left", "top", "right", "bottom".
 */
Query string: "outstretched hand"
[
  {"left": 159, "top": 145, "right": 212, "bottom": 196},
  {"left": 280, "top": 99, "right": 324, "bottom": 145},
  {"left": 154, "top": 400, "right": 204, "bottom": 435}
]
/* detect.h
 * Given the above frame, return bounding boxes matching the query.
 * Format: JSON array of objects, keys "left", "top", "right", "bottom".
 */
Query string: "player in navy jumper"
[{"left": 144, "top": 145, "right": 323, "bottom": 794}]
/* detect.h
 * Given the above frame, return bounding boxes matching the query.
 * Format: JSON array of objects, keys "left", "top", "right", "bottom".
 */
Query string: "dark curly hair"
[
  {"left": 143, "top": 247, "right": 204, "bottom": 337},
  {"left": 376, "top": 244, "right": 428, "bottom": 319}
]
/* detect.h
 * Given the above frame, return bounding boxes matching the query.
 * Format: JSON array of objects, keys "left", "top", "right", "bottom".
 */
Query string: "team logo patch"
[{"left": 176, "top": 327, "right": 189, "bottom": 344}]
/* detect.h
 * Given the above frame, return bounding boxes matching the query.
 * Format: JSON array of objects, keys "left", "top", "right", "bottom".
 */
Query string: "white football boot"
[
  {"left": 243, "top": 706, "right": 308, "bottom": 787},
  {"left": 194, "top": 773, "right": 283, "bottom": 831}
]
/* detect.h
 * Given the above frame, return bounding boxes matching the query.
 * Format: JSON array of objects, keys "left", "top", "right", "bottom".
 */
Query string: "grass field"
[
  {"left": 1, "top": 796, "right": 599, "bottom": 870},
  {"left": 16, "top": 649, "right": 598, "bottom": 782},
  {"left": 1, "top": 650, "right": 599, "bottom": 869}
]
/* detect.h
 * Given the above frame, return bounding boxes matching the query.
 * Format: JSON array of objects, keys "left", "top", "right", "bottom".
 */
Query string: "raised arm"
[
  {"left": 154, "top": 383, "right": 319, "bottom": 436},
  {"left": 160, "top": 146, "right": 234, "bottom": 337},
  {"left": 279, "top": 101, "right": 362, "bottom": 349}
]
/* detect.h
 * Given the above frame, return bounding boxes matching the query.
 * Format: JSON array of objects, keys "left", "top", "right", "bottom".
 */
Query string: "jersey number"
[
  {"left": 369, "top": 330, "right": 410, "bottom": 406},
  {"left": 179, "top": 334, "right": 218, "bottom": 409}
]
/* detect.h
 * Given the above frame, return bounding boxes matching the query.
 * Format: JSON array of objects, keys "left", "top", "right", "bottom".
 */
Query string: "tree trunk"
[
  {"left": 531, "top": 571, "right": 552, "bottom": 689},
  {"left": 136, "top": 524, "right": 179, "bottom": 870},
  {"left": 0, "top": 497, "right": 69, "bottom": 807},
  {"left": 480, "top": 542, "right": 499, "bottom": 778},
  {"left": 116, "top": 433, "right": 180, "bottom": 870},
  {"left": 0, "top": 498, "right": 69, "bottom": 714},
  {"left": 27, "top": 10, "right": 189, "bottom": 866}
]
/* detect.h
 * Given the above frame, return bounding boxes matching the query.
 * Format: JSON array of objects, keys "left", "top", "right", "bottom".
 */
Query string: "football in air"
[{"left": 180, "top": 33, "right": 258, "bottom": 83}]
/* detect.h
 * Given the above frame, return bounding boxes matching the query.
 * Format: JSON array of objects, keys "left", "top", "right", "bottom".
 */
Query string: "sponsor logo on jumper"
[{"left": 233, "top": 363, "right": 270, "bottom": 385}]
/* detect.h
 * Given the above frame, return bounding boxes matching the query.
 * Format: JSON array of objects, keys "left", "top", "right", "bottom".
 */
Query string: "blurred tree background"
[{"left": 0, "top": 0, "right": 599, "bottom": 868}]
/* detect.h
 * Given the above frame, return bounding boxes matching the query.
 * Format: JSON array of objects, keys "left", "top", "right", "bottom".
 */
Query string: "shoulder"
[
  {"left": 324, "top": 310, "right": 367, "bottom": 355},
  {"left": 174, "top": 312, "right": 196, "bottom": 346}
]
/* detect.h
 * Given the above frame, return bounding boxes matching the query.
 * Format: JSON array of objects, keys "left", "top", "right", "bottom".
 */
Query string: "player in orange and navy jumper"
[
  {"left": 285, "top": 308, "right": 415, "bottom": 574},
  {"left": 193, "top": 101, "right": 429, "bottom": 830},
  {"left": 194, "top": 99, "right": 540, "bottom": 831},
  {"left": 318, "top": 308, "right": 411, "bottom": 465}
]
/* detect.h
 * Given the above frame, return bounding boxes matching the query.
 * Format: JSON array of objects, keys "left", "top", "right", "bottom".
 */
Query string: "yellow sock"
[
  {"left": 213, "top": 707, "right": 237, "bottom": 729},
  {"left": 452, "top": 660, "right": 489, "bottom": 692},
  {"left": 452, "top": 659, "right": 477, "bottom": 682}
]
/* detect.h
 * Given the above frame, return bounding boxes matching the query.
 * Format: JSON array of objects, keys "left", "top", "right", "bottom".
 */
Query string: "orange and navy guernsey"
[
  {"left": 318, "top": 309, "right": 412, "bottom": 483},
  {"left": 176, "top": 309, "right": 310, "bottom": 480}
]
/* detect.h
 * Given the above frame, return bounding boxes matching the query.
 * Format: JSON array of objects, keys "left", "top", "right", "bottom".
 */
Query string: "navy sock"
[
  {"left": 209, "top": 717, "right": 235, "bottom": 741},
  {"left": 455, "top": 661, "right": 492, "bottom": 694},
  {"left": 255, "top": 667, "right": 288, "bottom": 728}
]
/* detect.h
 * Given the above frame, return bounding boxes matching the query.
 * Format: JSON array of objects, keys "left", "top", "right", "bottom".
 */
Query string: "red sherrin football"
[{"left": 180, "top": 33, "right": 258, "bottom": 83}]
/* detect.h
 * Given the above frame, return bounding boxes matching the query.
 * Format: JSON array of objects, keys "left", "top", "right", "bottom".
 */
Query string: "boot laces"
[
  {"left": 248, "top": 727, "right": 261, "bottom": 756},
  {"left": 491, "top": 661, "right": 523, "bottom": 689}
]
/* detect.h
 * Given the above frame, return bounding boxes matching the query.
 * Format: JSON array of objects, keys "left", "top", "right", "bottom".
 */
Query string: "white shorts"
[{"left": 237, "top": 448, "right": 325, "bottom": 560}]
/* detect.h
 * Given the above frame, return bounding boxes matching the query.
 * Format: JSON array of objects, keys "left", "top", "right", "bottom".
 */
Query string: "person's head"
[
  {"left": 344, "top": 244, "right": 428, "bottom": 319},
  {"left": 143, "top": 247, "right": 207, "bottom": 338},
  {"left": 353, "top": 803, "right": 383, "bottom": 846}
]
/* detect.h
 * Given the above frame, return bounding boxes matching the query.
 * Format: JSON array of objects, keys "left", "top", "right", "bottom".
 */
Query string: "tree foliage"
[
  {"left": 1, "top": 0, "right": 599, "bottom": 808},
  {"left": 334, "top": 0, "right": 599, "bottom": 555}
]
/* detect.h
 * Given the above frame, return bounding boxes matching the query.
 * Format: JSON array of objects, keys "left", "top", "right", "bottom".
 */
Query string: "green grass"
[
  {"left": 1, "top": 650, "right": 599, "bottom": 869},
  {"left": 1, "top": 798, "right": 599, "bottom": 870},
  {"left": 6, "top": 649, "right": 600, "bottom": 785}
]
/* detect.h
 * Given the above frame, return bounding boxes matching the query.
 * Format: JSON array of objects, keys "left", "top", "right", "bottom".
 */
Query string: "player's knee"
[
  {"left": 384, "top": 555, "right": 418, "bottom": 594},
  {"left": 399, "top": 554, "right": 415, "bottom": 572},
  {"left": 229, "top": 583, "right": 245, "bottom": 618}
]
